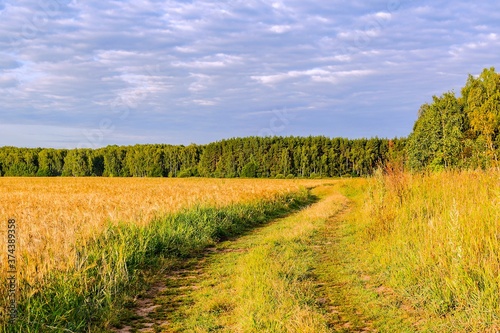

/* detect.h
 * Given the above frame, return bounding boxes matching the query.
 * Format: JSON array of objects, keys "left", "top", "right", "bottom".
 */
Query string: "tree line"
[{"left": 0, "top": 136, "right": 405, "bottom": 178}]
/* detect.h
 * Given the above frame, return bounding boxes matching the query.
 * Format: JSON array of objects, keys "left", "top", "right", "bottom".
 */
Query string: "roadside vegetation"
[
  {"left": 355, "top": 169, "right": 500, "bottom": 331},
  {"left": 144, "top": 172, "right": 500, "bottom": 333}
]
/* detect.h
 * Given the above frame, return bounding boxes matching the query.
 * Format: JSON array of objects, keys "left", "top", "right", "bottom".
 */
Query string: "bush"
[
  {"left": 241, "top": 162, "right": 258, "bottom": 178},
  {"left": 177, "top": 169, "right": 192, "bottom": 178}
]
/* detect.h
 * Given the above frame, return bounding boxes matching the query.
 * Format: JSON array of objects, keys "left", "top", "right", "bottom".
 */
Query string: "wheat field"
[
  {"left": 0, "top": 177, "right": 328, "bottom": 330},
  {"left": 0, "top": 178, "right": 324, "bottom": 287}
]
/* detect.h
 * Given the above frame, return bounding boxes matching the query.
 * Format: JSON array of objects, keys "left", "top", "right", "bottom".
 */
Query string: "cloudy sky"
[{"left": 0, "top": 0, "right": 499, "bottom": 148}]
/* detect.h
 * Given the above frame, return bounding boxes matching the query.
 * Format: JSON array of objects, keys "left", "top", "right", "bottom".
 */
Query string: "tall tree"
[
  {"left": 38, "top": 149, "right": 67, "bottom": 176},
  {"left": 407, "top": 92, "right": 464, "bottom": 170},
  {"left": 62, "top": 149, "right": 93, "bottom": 176},
  {"left": 461, "top": 67, "right": 500, "bottom": 165}
]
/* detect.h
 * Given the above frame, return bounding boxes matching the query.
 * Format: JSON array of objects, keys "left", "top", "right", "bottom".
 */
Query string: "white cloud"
[
  {"left": 172, "top": 60, "right": 226, "bottom": 69},
  {"left": 172, "top": 54, "right": 243, "bottom": 69},
  {"left": 316, "top": 55, "right": 352, "bottom": 62},
  {"left": 337, "top": 28, "right": 381, "bottom": 40},
  {"left": 269, "top": 25, "right": 293, "bottom": 34},
  {"left": 411, "top": 6, "right": 432, "bottom": 15},
  {"left": 175, "top": 46, "right": 198, "bottom": 53},
  {"left": 251, "top": 68, "right": 375, "bottom": 85},
  {"left": 189, "top": 73, "right": 213, "bottom": 92},
  {"left": 375, "top": 12, "right": 391, "bottom": 20},
  {"left": 192, "top": 99, "right": 217, "bottom": 106},
  {"left": 449, "top": 31, "right": 500, "bottom": 57}
]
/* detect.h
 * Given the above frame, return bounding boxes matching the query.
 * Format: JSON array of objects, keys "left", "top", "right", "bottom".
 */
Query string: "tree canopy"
[
  {"left": 407, "top": 67, "right": 500, "bottom": 170},
  {"left": 0, "top": 137, "right": 401, "bottom": 178}
]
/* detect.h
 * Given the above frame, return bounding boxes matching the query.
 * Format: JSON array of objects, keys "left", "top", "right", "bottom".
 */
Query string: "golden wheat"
[{"left": 0, "top": 177, "right": 325, "bottom": 287}]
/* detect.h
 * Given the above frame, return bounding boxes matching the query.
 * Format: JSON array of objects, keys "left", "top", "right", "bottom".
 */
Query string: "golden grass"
[
  {"left": 360, "top": 169, "right": 500, "bottom": 331},
  {"left": 0, "top": 177, "right": 324, "bottom": 291}
]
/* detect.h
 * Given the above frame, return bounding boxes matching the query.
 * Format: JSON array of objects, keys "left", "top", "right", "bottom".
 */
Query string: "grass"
[
  {"left": 0, "top": 182, "right": 314, "bottom": 332},
  {"left": 162, "top": 184, "right": 348, "bottom": 332},
  {"left": 346, "top": 169, "right": 500, "bottom": 332},
  {"left": 315, "top": 179, "right": 417, "bottom": 332}
]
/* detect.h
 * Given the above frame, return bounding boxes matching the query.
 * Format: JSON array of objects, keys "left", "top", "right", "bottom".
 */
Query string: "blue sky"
[{"left": 0, "top": 0, "right": 499, "bottom": 148}]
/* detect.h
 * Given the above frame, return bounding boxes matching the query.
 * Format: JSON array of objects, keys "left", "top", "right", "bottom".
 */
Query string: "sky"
[{"left": 0, "top": 0, "right": 499, "bottom": 148}]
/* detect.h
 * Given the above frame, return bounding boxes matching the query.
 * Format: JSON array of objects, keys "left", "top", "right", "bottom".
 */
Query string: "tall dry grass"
[{"left": 361, "top": 169, "right": 500, "bottom": 331}]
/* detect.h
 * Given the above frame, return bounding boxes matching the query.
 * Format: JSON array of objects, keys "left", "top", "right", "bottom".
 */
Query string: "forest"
[
  {"left": 0, "top": 136, "right": 404, "bottom": 178},
  {"left": 0, "top": 67, "right": 498, "bottom": 178}
]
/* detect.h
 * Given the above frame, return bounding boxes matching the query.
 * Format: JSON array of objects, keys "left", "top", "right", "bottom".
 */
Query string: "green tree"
[
  {"left": 0, "top": 148, "right": 40, "bottom": 176},
  {"left": 241, "top": 159, "right": 258, "bottom": 178},
  {"left": 37, "top": 149, "right": 67, "bottom": 176},
  {"left": 103, "top": 146, "right": 127, "bottom": 177},
  {"left": 461, "top": 67, "right": 500, "bottom": 165},
  {"left": 62, "top": 149, "right": 93, "bottom": 176},
  {"left": 407, "top": 92, "right": 464, "bottom": 170}
]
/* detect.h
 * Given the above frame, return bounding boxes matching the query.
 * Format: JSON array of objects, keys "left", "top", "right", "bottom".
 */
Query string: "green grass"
[
  {"left": 140, "top": 171, "right": 500, "bottom": 332},
  {"left": 1, "top": 188, "right": 313, "bottom": 332},
  {"left": 162, "top": 184, "right": 349, "bottom": 332}
]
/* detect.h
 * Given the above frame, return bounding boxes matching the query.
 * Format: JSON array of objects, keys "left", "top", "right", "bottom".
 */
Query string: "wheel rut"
[{"left": 112, "top": 185, "right": 371, "bottom": 333}]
